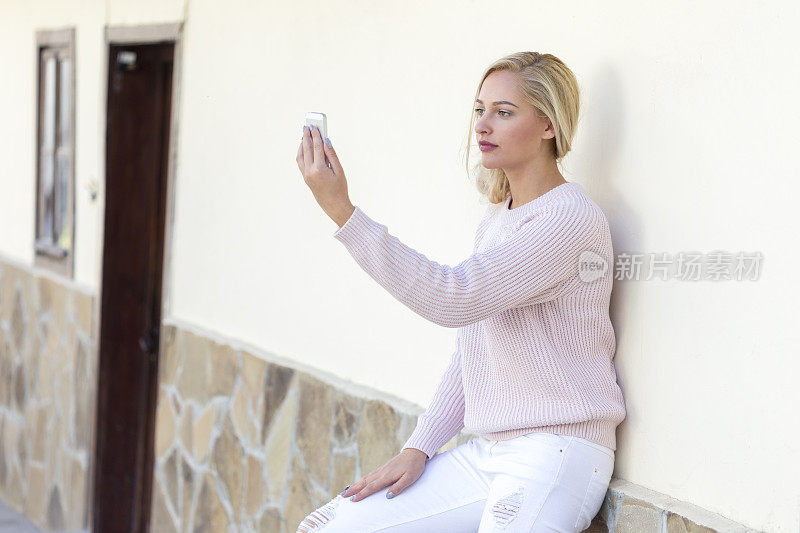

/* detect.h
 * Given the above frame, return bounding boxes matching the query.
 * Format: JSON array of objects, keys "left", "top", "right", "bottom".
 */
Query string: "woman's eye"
[{"left": 473, "top": 108, "right": 511, "bottom": 117}]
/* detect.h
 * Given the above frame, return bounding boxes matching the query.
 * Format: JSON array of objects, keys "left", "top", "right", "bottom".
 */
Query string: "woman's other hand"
[
  {"left": 340, "top": 448, "right": 429, "bottom": 501},
  {"left": 296, "top": 124, "right": 355, "bottom": 228}
]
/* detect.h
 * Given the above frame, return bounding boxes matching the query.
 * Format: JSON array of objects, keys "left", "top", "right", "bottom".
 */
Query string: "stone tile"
[
  {"left": 31, "top": 406, "right": 47, "bottom": 462},
  {"left": 242, "top": 352, "right": 267, "bottom": 445},
  {"left": 231, "top": 382, "right": 252, "bottom": 446},
  {"left": 212, "top": 415, "right": 244, "bottom": 516},
  {"left": 159, "top": 326, "right": 182, "bottom": 385},
  {"left": 181, "top": 454, "right": 196, "bottom": 530},
  {"left": 0, "top": 417, "right": 6, "bottom": 487},
  {"left": 178, "top": 402, "right": 193, "bottom": 453},
  {"left": 208, "top": 340, "right": 238, "bottom": 398},
  {"left": 615, "top": 497, "right": 661, "bottom": 533},
  {"left": 666, "top": 512, "right": 717, "bottom": 532},
  {"left": 330, "top": 452, "right": 356, "bottom": 499},
  {"left": 192, "top": 403, "right": 215, "bottom": 462},
  {"left": 56, "top": 379, "right": 71, "bottom": 442},
  {"left": 295, "top": 374, "right": 333, "bottom": 487},
  {"left": 151, "top": 475, "right": 179, "bottom": 533},
  {"left": 241, "top": 351, "right": 267, "bottom": 401},
  {"left": 74, "top": 291, "right": 94, "bottom": 337},
  {"left": 42, "top": 277, "right": 68, "bottom": 332},
  {"left": 0, "top": 267, "right": 11, "bottom": 322},
  {"left": 22, "top": 334, "right": 40, "bottom": 395},
  {"left": 62, "top": 319, "right": 77, "bottom": 370},
  {"left": 8, "top": 467, "right": 23, "bottom": 508},
  {"left": 257, "top": 507, "right": 282, "bottom": 533},
  {"left": 245, "top": 454, "right": 264, "bottom": 516},
  {"left": 13, "top": 362, "right": 25, "bottom": 411},
  {"left": 265, "top": 384, "right": 296, "bottom": 503},
  {"left": 284, "top": 454, "right": 315, "bottom": 533},
  {"left": 51, "top": 406, "right": 66, "bottom": 464},
  {"left": 249, "top": 409, "right": 262, "bottom": 455},
  {"left": 155, "top": 388, "right": 176, "bottom": 458},
  {"left": 44, "top": 316, "right": 59, "bottom": 364},
  {"left": 2, "top": 416, "right": 17, "bottom": 468},
  {"left": 11, "top": 288, "right": 27, "bottom": 354},
  {"left": 68, "top": 456, "right": 87, "bottom": 529},
  {"left": 0, "top": 343, "right": 11, "bottom": 406},
  {"left": 358, "top": 399, "right": 400, "bottom": 476},
  {"left": 178, "top": 331, "right": 210, "bottom": 404},
  {"left": 163, "top": 447, "right": 179, "bottom": 512},
  {"left": 34, "top": 317, "right": 48, "bottom": 359},
  {"left": 24, "top": 463, "right": 46, "bottom": 523},
  {"left": 34, "top": 341, "right": 52, "bottom": 400},
  {"left": 260, "top": 365, "right": 294, "bottom": 445},
  {"left": 46, "top": 485, "right": 64, "bottom": 530},
  {"left": 72, "top": 339, "right": 90, "bottom": 444},
  {"left": 194, "top": 472, "right": 230, "bottom": 533},
  {"left": 35, "top": 277, "right": 52, "bottom": 317},
  {"left": 332, "top": 392, "right": 362, "bottom": 446},
  {"left": 18, "top": 425, "right": 28, "bottom": 474}
]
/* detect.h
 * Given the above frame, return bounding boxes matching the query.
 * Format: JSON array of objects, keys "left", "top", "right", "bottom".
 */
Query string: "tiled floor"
[
  {"left": 0, "top": 499, "right": 85, "bottom": 533},
  {"left": 0, "top": 500, "right": 40, "bottom": 533}
]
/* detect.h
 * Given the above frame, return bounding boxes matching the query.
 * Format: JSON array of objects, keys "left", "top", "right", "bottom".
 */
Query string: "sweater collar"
[{"left": 499, "top": 181, "right": 581, "bottom": 222}]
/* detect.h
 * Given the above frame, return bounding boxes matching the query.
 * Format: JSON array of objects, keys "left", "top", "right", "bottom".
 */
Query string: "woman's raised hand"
[
  {"left": 340, "top": 448, "right": 429, "bottom": 502},
  {"left": 296, "top": 124, "right": 355, "bottom": 228}
]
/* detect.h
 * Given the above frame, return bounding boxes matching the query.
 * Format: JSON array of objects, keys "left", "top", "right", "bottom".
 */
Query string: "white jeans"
[{"left": 296, "top": 431, "right": 615, "bottom": 532}]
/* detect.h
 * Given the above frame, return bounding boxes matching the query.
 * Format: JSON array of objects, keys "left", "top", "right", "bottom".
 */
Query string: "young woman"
[{"left": 295, "top": 51, "right": 626, "bottom": 532}]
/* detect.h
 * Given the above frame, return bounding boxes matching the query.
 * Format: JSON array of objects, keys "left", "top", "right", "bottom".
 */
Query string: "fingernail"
[
  {"left": 340, "top": 485, "right": 349, "bottom": 495},
  {"left": 386, "top": 492, "right": 394, "bottom": 499},
  {"left": 325, "top": 137, "right": 332, "bottom": 147},
  {"left": 350, "top": 496, "right": 355, "bottom": 501}
]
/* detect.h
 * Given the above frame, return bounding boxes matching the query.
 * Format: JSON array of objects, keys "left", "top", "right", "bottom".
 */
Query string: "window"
[{"left": 34, "top": 28, "right": 76, "bottom": 278}]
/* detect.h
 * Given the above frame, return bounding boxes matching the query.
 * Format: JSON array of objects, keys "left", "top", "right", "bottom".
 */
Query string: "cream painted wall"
[{"left": 0, "top": 0, "right": 798, "bottom": 530}]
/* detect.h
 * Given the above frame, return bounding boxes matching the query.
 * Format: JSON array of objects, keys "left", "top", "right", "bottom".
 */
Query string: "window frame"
[{"left": 34, "top": 28, "right": 76, "bottom": 278}]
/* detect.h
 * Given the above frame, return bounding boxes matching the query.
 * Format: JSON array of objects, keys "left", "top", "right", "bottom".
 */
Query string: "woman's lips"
[{"left": 479, "top": 143, "right": 498, "bottom": 151}]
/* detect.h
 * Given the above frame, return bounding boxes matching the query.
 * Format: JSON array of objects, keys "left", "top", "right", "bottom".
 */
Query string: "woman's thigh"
[
  {"left": 295, "top": 438, "right": 490, "bottom": 533},
  {"left": 475, "top": 433, "right": 615, "bottom": 533}
]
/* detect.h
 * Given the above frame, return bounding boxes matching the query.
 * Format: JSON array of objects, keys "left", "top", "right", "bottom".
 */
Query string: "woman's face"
[{"left": 474, "top": 70, "right": 555, "bottom": 171}]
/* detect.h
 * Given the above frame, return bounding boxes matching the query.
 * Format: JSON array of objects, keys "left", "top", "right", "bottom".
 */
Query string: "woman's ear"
[{"left": 543, "top": 118, "right": 556, "bottom": 139}]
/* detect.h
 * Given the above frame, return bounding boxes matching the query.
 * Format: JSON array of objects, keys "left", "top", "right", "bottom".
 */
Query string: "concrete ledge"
[{"left": 600, "top": 478, "right": 757, "bottom": 532}]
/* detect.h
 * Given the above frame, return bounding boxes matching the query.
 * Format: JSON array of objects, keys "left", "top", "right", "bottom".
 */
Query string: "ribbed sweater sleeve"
[
  {"left": 332, "top": 203, "right": 599, "bottom": 328},
  {"left": 331, "top": 184, "right": 627, "bottom": 453},
  {"left": 400, "top": 331, "right": 465, "bottom": 460}
]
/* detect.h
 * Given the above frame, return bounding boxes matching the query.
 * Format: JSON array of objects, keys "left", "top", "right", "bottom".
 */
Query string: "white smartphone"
[
  {"left": 305, "top": 111, "right": 330, "bottom": 167},
  {"left": 305, "top": 112, "right": 328, "bottom": 140}
]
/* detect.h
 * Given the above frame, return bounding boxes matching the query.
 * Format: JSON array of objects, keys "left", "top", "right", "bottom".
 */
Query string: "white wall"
[{"left": 1, "top": 0, "right": 798, "bottom": 530}]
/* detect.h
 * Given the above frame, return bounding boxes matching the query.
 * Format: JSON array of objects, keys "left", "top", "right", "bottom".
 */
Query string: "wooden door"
[{"left": 93, "top": 41, "right": 174, "bottom": 533}]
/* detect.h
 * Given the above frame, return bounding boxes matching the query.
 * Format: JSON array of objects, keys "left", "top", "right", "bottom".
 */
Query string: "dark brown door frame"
[{"left": 90, "top": 23, "right": 182, "bottom": 533}]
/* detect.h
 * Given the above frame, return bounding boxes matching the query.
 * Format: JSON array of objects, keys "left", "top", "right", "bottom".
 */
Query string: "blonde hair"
[{"left": 462, "top": 52, "right": 581, "bottom": 204}]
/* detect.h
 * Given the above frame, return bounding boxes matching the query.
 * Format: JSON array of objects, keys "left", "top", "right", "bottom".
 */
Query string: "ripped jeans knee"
[
  {"left": 490, "top": 488, "right": 524, "bottom": 528},
  {"left": 296, "top": 494, "right": 343, "bottom": 532}
]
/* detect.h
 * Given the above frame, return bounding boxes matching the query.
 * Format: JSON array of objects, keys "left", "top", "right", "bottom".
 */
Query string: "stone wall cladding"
[{"left": 0, "top": 259, "right": 95, "bottom": 531}]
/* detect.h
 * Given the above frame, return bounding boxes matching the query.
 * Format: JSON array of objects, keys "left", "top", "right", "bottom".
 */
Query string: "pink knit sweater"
[{"left": 332, "top": 181, "right": 626, "bottom": 459}]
